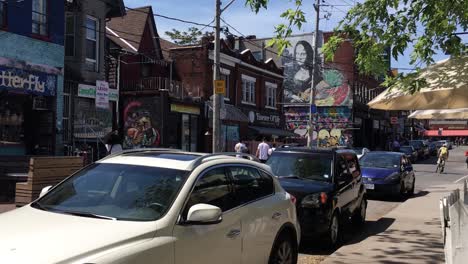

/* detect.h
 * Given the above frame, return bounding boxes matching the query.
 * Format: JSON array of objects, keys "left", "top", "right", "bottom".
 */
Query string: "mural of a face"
[{"left": 295, "top": 44, "right": 307, "bottom": 66}]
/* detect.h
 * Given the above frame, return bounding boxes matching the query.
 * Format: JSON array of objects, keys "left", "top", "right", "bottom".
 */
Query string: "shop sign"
[
  {"left": 390, "top": 116, "right": 398, "bottom": 125},
  {"left": 95, "top": 81, "right": 110, "bottom": 109},
  {"left": 0, "top": 65, "right": 57, "bottom": 96},
  {"left": 248, "top": 110, "right": 280, "bottom": 126},
  {"left": 171, "top": 104, "right": 200, "bottom": 115},
  {"left": 78, "top": 84, "right": 118, "bottom": 101}
]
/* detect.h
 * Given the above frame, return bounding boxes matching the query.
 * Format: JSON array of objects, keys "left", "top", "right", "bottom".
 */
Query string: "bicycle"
[{"left": 436, "top": 157, "right": 446, "bottom": 174}]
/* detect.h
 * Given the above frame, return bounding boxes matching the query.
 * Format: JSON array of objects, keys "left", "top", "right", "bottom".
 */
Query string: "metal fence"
[
  {"left": 121, "top": 77, "right": 185, "bottom": 99},
  {"left": 440, "top": 180, "right": 468, "bottom": 264}
]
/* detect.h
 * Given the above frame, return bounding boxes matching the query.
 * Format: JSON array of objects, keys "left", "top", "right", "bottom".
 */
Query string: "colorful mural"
[
  {"left": 281, "top": 35, "right": 352, "bottom": 106},
  {"left": 123, "top": 98, "right": 161, "bottom": 149},
  {"left": 285, "top": 106, "right": 353, "bottom": 147}
]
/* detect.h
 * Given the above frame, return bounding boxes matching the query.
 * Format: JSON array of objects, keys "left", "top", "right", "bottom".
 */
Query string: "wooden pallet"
[{"left": 15, "top": 156, "right": 83, "bottom": 207}]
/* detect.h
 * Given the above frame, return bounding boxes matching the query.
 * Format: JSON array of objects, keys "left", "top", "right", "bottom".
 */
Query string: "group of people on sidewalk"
[{"left": 235, "top": 138, "right": 276, "bottom": 163}]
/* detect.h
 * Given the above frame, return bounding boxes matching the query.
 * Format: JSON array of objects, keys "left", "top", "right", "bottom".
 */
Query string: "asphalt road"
[{"left": 298, "top": 146, "right": 468, "bottom": 264}]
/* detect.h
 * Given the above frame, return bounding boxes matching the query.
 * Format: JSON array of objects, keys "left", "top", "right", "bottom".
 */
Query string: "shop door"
[{"left": 181, "top": 114, "right": 199, "bottom": 152}]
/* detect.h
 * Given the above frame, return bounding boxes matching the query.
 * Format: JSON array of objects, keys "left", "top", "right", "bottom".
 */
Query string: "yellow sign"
[
  {"left": 214, "top": 80, "right": 225, "bottom": 95},
  {"left": 170, "top": 104, "right": 200, "bottom": 115}
]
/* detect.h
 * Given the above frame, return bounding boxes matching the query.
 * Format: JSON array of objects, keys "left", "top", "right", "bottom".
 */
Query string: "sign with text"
[
  {"left": 95, "top": 81, "right": 109, "bottom": 109},
  {"left": 214, "top": 80, "right": 225, "bottom": 95},
  {"left": 0, "top": 65, "right": 57, "bottom": 96},
  {"left": 390, "top": 116, "right": 398, "bottom": 125},
  {"left": 78, "top": 84, "right": 118, "bottom": 101}
]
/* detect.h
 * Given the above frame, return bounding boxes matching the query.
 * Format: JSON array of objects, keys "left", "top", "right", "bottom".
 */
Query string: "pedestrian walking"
[
  {"left": 104, "top": 130, "right": 123, "bottom": 155},
  {"left": 234, "top": 139, "right": 248, "bottom": 157},
  {"left": 256, "top": 138, "right": 270, "bottom": 163},
  {"left": 465, "top": 150, "right": 468, "bottom": 169},
  {"left": 268, "top": 143, "right": 277, "bottom": 156}
]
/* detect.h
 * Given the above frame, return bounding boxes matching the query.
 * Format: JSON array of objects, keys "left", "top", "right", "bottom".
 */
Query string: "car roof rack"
[{"left": 189, "top": 152, "right": 260, "bottom": 170}]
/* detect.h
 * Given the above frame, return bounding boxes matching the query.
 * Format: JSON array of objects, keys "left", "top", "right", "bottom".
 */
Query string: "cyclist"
[{"left": 437, "top": 143, "right": 449, "bottom": 173}]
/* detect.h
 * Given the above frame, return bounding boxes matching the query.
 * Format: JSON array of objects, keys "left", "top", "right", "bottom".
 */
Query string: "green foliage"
[
  {"left": 247, "top": 0, "right": 468, "bottom": 92},
  {"left": 165, "top": 27, "right": 203, "bottom": 45}
]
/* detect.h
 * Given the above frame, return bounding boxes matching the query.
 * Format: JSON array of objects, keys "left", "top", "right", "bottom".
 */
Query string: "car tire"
[
  {"left": 352, "top": 197, "right": 367, "bottom": 226},
  {"left": 324, "top": 212, "right": 341, "bottom": 248},
  {"left": 268, "top": 231, "right": 298, "bottom": 264}
]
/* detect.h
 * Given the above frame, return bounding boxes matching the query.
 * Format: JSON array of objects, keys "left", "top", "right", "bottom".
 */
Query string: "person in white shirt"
[
  {"left": 256, "top": 138, "right": 270, "bottom": 163},
  {"left": 268, "top": 143, "right": 277, "bottom": 156},
  {"left": 234, "top": 139, "right": 247, "bottom": 157}
]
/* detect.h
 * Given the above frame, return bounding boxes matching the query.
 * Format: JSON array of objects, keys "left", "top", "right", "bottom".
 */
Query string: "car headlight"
[
  {"left": 384, "top": 172, "right": 400, "bottom": 182},
  {"left": 301, "top": 192, "right": 327, "bottom": 208}
]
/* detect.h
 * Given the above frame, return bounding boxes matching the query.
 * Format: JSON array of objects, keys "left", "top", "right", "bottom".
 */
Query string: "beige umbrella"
[
  {"left": 368, "top": 56, "right": 468, "bottom": 110},
  {"left": 408, "top": 108, "right": 468, "bottom": 119}
]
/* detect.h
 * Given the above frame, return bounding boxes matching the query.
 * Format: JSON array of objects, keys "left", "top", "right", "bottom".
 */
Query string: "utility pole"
[
  {"left": 307, "top": 0, "right": 321, "bottom": 148},
  {"left": 212, "top": 0, "right": 222, "bottom": 153}
]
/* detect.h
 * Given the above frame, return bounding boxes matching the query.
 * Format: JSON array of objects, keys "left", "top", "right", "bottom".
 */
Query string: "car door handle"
[
  {"left": 272, "top": 212, "right": 282, "bottom": 220},
  {"left": 226, "top": 229, "right": 241, "bottom": 239}
]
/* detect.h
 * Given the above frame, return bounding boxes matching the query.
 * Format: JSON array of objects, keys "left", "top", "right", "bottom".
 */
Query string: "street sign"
[
  {"left": 390, "top": 116, "right": 398, "bottom": 125},
  {"left": 214, "top": 80, "right": 225, "bottom": 95},
  {"left": 310, "top": 104, "right": 317, "bottom": 114}
]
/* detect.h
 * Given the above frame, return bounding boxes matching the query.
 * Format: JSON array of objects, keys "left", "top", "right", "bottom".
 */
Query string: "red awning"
[{"left": 424, "top": 130, "right": 468, "bottom": 137}]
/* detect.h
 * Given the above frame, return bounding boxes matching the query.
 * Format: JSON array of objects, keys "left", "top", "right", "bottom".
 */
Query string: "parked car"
[
  {"left": 437, "top": 140, "right": 453, "bottom": 150},
  {"left": 353, "top": 147, "right": 370, "bottom": 159},
  {"left": 266, "top": 147, "right": 367, "bottom": 247},
  {"left": 428, "top": 142, "right": 438, "bottom": 156},
  {"left": 360, "top": 152, "right": 415, "bottom": 199},
  {"left": 409, "top": 140, "right": 430, "bottom": 159},
  {"left": 0, "top": 150, "right": 300, "bottom": 264},
  {"left": 400, "top": 146, "right": 418, "bottom": 163}
]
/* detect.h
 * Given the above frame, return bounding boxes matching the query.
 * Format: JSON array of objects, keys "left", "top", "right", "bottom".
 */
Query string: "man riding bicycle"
[{"left": 437, "top": 144, "right": 449, "bottom": 173}]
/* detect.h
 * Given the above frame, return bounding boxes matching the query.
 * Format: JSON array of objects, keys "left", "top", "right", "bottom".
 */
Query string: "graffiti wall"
[
  {"left": 285, "top": 106, "right": 353, "bottom": 147},
  {"left": 281, "top": 34, "right": 352, "bottom": 106},
  {"left": 123, "top": 97, "right": 161, "bottom": 149}
]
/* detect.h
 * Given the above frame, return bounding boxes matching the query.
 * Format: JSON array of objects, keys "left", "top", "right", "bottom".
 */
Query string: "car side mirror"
[
  {"left": 186, "top": 204, "right": 222, "bottom": 225},
  {"left": 39, "top": 185, "right": 52, "bottom": 198}
]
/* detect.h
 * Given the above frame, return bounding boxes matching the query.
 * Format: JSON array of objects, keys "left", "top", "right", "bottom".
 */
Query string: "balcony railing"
[{"left": 121, "top": 77, "right": 185, "bottom": 99}]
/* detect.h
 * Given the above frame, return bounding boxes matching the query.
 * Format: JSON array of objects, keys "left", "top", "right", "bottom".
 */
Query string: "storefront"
[
  {"left": 169, "top": 103, "right": 201, "bottom": 152},
  {"left": 0, "top": 62, "right": 61, "bottom": 156},
  {"left": 244, "top": 109, "right": 293, "bottom": 141}
]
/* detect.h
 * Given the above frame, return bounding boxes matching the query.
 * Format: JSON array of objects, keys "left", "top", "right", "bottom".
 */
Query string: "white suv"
[{"left": 0, "top": 150, "right": 300, "bottom": 264}]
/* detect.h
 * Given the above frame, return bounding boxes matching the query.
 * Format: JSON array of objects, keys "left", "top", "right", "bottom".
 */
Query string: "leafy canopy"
[
  {"left": 246, "top": 0, "right": 467, "bottom": 90},
  {"left": 165, "top": 27, "right": 203, "bottom": 45}
]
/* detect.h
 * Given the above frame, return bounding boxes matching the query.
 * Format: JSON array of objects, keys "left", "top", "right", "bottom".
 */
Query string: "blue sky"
[{"left": 127, "top": 0, "right": 463, "bottom": 72}]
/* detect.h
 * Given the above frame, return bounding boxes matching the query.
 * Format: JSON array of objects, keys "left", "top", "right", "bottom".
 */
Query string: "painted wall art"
[{"left": 123, "top": 98, "right": 161, "bottom": 149}]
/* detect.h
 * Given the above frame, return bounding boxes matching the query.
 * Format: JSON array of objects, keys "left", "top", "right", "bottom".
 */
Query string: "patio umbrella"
[
  {"left": 368, "top": 56, "right": 468, "bottom": 110},
  {"left": 408, "top": 108, "right": 468, "bottom": 119}
]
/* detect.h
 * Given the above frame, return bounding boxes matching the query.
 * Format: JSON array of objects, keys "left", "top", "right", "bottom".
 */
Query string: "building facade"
[
  {"left": 63, "top": 0, "right": 125, "bottom": 160},
  {"left": 0, "top": 0, "right": 64, "bottom": 156},
  {"left": 171, "top": 37, "right": 290, "bottom": 153}
]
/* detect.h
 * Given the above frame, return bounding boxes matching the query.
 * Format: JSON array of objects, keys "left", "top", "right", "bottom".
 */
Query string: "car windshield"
[
  {"left": 400, "top": 147, "right": 413, "bottom": 154},
  {"left": 32, "top": 163, "right": 189, "bottom": 221},
  {"left": 360, "top": 153, "right": 400, "bottom": 169},
  {"left": 266, "top": 152, "right": 333, "bottom": 182}
]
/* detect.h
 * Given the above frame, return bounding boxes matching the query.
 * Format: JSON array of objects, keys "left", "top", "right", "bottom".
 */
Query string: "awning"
[
  {"left": 424, "top": 130, "right": 468, "bottom": 137},
  {"left": 206, "top": 102, "right": 249, "bottom": 123},
  {"left": 249, "top": 126, "right": 297, "bottom": 137}
]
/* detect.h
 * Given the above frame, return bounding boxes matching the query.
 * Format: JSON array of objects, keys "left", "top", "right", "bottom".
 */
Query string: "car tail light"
[
  {"left": 288, "top": 193, "right": 297, "bottom": 205},
  {"left": 320, "top": 192, "right": 328, "bottom": 204}
]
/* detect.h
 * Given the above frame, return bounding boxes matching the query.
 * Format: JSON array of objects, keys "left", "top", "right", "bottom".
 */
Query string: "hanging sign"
[{"left": 95, "top": 81, "right": 109, "bottom": 109}]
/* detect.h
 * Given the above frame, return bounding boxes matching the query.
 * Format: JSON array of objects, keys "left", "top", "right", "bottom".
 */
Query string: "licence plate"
[{"left": 365, "top": 184, "right": 375, "bottom": 190}]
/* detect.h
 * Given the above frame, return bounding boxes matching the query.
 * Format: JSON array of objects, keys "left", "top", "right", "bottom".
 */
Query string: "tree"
[
  {"left": 246, "top": 0, "right": 467, "bottom": 91},
  {"left": 165, "top": 27, "right": 203, "bottom": 45}
]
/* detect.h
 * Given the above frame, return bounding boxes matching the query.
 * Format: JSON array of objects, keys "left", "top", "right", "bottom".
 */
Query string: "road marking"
[{"left": 454, "top": 175, "right": 468, "bottom": 183}]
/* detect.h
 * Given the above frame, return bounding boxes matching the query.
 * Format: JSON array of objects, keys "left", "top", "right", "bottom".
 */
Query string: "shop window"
[
  {"left": 242, "top": 75, "right": 256, "bottom": 105},
  {"left": 265, "top": 82, "right": 277, "bottom": 108},
  {"left": 65, "top": 13, "right": 75, "bottom": 56},
  {"left": 32, "top": 0, "right": 48, "bottom": 36},
  {"left": 85, "top": 16, "right": 99, "bottom": 72},
  {"left": 181, "top": 114, "right": 198, "bottom": 152},
  {"left": 0, "top": 2, "right": 6, "bottom": 28},
  {"left": 220, "top": 73, "right": 230, "bottom": 100}
]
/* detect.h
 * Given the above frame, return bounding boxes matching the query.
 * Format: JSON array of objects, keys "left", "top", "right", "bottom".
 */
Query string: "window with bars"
[
  {"left": 65, "top": 13, "right": 75, "bottom": 56},
  {"left": 85, "top": 16, "right": 99, "bottom": 72},
  {"left": 32, "top": 0, "right": 48, "bottom": 36},
  {"left": 0, "top": 2, "right": 6, "bottom": 28},
  {"left": 242, "top": 75, "right": 256, "bottom": 105},
  {"left": 265, "top": 82, "right": 277, "bottom": 108}
]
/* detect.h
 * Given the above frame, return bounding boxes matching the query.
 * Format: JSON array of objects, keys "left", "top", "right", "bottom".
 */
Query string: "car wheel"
[
  {"left": 324, "top": 212, "right": 341, "bottom": 248},
  {"left": 352, "top": 198, "right": 367, "bottom": 226},
  {"left": 268, "top": 232, "right": 298, "bottom": 264}
]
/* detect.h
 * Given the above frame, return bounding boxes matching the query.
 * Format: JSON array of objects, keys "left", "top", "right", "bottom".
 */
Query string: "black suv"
[{"left": 266, "top": 148, "right": 367, "bottom": 247}]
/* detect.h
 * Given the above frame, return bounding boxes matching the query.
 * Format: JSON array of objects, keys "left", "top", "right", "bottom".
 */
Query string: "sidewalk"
[
  {"left": 322, "top": 183, "right": 463, "bottom": 264},
  {"left": 0, "top": 204, "right": 15, "bottom": 214}
]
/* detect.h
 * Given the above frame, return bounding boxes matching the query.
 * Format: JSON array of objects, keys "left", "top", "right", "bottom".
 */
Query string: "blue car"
[{"left": 359, "top": 152, "right": 415, "bottom": 199}]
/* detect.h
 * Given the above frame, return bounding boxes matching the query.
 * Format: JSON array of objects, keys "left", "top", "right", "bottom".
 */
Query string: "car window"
[
  {"left": 266, "top": 152, "right": 333, "bottom": 182},
  {"left": 227, "top": 166, "right": 274, "bottom": 206},
  {"left": 34, "top": 163, "right": 189, "bottom": 221},
  {"left": 335, "top": 155, "right": 351, "bottom": 182},
  {"left": 344, "top": 154, "right": 361, "bottom": 178},
  {"left": 185, "top": 167, "right": 236, "bottom": 215}
]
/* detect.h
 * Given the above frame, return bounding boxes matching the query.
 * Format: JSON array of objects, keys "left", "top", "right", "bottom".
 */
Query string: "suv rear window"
[{"left": 266, "top": 152, "right": 333, "bottom": 182}]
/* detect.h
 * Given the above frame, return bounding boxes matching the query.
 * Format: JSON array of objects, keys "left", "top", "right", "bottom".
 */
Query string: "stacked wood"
[{"left": 15, "top": 157, "right": 83, "bottom": 207}]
